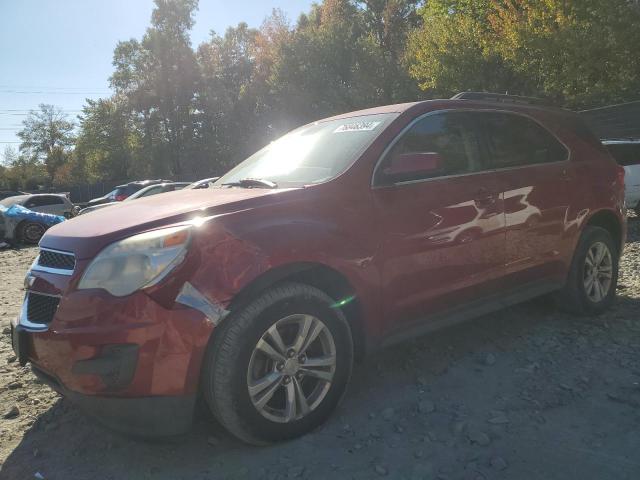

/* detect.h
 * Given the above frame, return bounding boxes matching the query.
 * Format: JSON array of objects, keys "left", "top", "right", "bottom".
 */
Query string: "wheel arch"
[
  {"left": 585, "top": 209, "right": 623, "bottom": 253},
  {"left": 227, "top": 261, "right": 368, "bottom": 361}
]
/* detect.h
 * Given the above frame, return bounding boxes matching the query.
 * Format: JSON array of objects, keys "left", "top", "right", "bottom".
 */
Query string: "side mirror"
[{"left": 383, "top": 152, "right": 444, "bottom": 181}]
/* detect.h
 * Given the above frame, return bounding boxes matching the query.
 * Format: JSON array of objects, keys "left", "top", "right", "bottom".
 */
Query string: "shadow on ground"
[{"left": 2, "top": 292, "right": 640, "bottom": 480}]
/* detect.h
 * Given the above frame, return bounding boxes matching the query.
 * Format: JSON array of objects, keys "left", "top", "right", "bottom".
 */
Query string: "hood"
[{"left": 42, "top": 187, "right": 298, "bottom": 259}]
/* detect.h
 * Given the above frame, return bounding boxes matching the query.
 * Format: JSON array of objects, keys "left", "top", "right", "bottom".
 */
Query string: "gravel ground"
[{"left": 1, "top": 217, "right": 639, "bottom": 480}]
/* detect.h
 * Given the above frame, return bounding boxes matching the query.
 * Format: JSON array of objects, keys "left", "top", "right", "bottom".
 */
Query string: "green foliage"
[
  {"left": 111, "top": 0, "right": 200, "bottom": 176},
  {"left": 17, "top": 104, "right": 75, "bottom": 182},
  {"left": 488, "top": 0, "right": 640, "bottom": 108},
  {"left": 0, "top": 146, "right": 48, "bottom": 190},
  {"left": 408, "top": 0, "right": 640, "bottom": 108},
  {"left": 75, "top": 98, "right": 144, "bottom": 181}
]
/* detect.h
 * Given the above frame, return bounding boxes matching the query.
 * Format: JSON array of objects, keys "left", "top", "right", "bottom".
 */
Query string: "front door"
[{"left": 373, "top": 111, "right": 506, "bottom": 334}]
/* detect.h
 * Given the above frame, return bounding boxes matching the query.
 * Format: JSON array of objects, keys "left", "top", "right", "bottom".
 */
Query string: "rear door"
[
  {"left": 478, "top": 112, "right": 571, "bottom": 286},
  {"left": 373, "top": 111, "right": 506, "bottom": 332}
]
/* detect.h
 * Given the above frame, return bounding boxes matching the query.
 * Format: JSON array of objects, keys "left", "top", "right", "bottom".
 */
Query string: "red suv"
[{"left": 11, "top": 94, "right": 626, "bottom": 444}]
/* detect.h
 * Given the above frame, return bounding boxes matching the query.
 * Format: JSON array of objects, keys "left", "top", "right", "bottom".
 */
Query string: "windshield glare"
[{"left": 217, "top": 113, "right": 396, "bottom": 187}]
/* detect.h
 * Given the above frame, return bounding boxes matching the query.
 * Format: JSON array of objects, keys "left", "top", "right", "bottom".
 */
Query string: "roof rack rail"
[{"left": 451, "top": 91, "right": 549, "bottom": 106}]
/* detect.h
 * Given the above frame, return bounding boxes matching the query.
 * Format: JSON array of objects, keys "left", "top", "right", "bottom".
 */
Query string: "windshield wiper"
[{"left": 221, "top": 178, "right": 278, "bottom": 189}]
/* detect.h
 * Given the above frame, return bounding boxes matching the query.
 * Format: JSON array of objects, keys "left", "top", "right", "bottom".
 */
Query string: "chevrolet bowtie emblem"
[{"left": 24, "top": 274, "right": 36, "bottom": 290}]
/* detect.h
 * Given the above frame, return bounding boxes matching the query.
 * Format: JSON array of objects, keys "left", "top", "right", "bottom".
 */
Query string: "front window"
[{"left": 216, "top": 113, "right": 397, "bottom": 187}]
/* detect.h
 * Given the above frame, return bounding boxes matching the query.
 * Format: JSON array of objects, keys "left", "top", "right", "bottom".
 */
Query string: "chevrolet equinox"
[{"left": 11, "top": 94, "right": 626, "bottom": 444}]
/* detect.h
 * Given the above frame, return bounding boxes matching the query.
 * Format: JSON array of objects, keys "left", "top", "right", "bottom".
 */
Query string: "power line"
[
  {"left": 0, "top": 112, "right": 84, "bottom": 116},
  {"left": 0, "top": 91, "right": 109, "bottom": 95},
  {"left": 0, "top": 109, "right": 84, "bottom": 112},
  {"left": 0, "top": 85, "right": 109, "bottom": 89}
]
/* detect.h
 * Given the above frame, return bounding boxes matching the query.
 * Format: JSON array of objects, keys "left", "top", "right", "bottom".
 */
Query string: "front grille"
[
  {"left": 26, "top": 293, "right": 60, "bottom": 325},
  {"left": 38, "top": 249, "right": 75, "bottom": 271}
]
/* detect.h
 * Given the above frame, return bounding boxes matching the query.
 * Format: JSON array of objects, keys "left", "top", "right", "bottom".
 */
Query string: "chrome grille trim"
[{"left": 32, "top": 247, "right": 76, "bottom": 276}]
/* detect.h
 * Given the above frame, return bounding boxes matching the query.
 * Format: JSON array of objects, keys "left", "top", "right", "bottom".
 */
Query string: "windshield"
[{"left": 216, "top": 113, "right": 396, "bottom": 187}]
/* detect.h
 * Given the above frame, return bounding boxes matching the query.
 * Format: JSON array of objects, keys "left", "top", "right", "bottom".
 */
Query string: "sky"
[{"left": 0, "top": 0, "right": 314, "bottom": 159}]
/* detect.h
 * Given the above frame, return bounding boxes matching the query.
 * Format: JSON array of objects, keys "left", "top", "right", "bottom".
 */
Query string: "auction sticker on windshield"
[{"left": 333, "top": 121, "right": 382, "bottom": 133}]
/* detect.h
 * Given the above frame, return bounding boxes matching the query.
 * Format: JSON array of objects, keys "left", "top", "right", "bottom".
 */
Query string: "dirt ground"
[{"left": 1, "top": 218, "right": 639, "bottom": 480}]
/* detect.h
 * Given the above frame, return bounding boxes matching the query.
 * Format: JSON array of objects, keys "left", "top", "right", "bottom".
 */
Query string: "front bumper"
[
  {"left": 12, "top": 275, "right": 218, "bottom": 435},
  {"left": 31, "top": 365, "right": 196, "bottom": 436}
]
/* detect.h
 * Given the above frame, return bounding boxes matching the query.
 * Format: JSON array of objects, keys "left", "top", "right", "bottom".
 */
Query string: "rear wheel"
[
  {"left": 557, "top": 226, "right": 619, "bottom": 315},
  {"left": 20, "top": 222, "right": 46, "bottom": 244},
  {"left": 202, "top": 282, "right": 354, "bottom": 445}
]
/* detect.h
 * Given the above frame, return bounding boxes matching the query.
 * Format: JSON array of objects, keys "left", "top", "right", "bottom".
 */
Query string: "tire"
[
  {"left": 20, "top": 221, "right": 46, "bottom": 245},
  {"left": 201, "top": 282, "right": 354, "bottom": 445},
  {"left": 557, "top": 226, "right": 619, "bottom": 315}
]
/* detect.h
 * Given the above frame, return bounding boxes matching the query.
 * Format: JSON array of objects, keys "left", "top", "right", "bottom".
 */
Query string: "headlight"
[{"left": 78, "top": 225, "right": 191, "bottom": 297}]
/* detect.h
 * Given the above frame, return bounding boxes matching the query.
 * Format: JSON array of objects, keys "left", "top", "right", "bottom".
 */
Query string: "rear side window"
[
  {"left": 25, "top": 196, "right": 64, "bottom": 207},
  {"left": 606, "top": 143, "right": 640, "bottom": 166},
  {"left": 482, "top": 113, "right": 568, "bottom": 169},
  {"left": 377, "top": 112, "right": 482, "bottom": 184},
  {"left": 139, "top": 186, "right": 162, "bottom": 197}
]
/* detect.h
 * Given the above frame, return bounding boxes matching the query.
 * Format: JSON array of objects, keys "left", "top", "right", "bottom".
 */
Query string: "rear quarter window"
[
  {"left": 605, "top": 143, "right": 640, "bottom": 167},
  {"left": 481, "top": 112, "right": 569, "bottom": 169}
]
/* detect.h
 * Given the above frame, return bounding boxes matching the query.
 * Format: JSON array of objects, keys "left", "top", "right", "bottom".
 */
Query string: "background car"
[
  {"left": 79, "top": 182, "right": 190, "bottom": 215},
  {"left": 186, "top": 177, "right": 220, "bottom": 189},
  {"left": 86, "top": 179, "right": 171, "bottom": 207},
  {"left": 0, "top": 190, "right": 27, "bottom": 201},
  {"left": 0, "top": 194, "right": 75, "bottom": 218},
  {"left": 603, "top": 140, "right": 640, "bottom": 215}
]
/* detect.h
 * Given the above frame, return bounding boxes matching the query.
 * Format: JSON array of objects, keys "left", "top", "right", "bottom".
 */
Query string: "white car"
[
  {"left": 0, "top": 194, "right": 75, "bottom": 218},
  {"left": 79, "top": 182, "right": 190, "bottom": 215},
  {"left": 186, "top": 177, "right": 220, "bottom": 189},
  {"left": 604, "top": 140, "right": 640, "bottom": 215}
]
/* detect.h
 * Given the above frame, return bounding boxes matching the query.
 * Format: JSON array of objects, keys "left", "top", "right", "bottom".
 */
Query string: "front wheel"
[
  {"left": 557, "top": 226, "right": 619, "bottom": 315},
  {"left": 202, "top": 282, "right": 354, "bottom": 445},
  {"left": 20, "top": 221, "right": 46, "bottom": 244}
]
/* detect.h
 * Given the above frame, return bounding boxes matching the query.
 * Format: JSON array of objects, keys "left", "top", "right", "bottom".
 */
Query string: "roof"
[
  {"left": 0, "top": 193, "right": 69, "bottom": 207},
  {"left": 318, "top": 96, "right": 571, "bottom": 124},
  {"left": 319, "top": 101, "right": 422, "bottom": 122}
]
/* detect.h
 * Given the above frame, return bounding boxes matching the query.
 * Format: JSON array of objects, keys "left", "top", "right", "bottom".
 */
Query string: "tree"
[
  {"left": 407, "top": 1, "right": 529, "bottom": 98},
  {"left": 356, "top": 0, "right": 422, "bottom": 103},
  {"left": 75, "top": 97, "right": 143, "bottom": 181},
  {"left": 1, "top": 148, "right": 48, "bottom": 191},
  {"left": 111, "top": 0, "right": 200, "bottom": 176},
  {"left": 488, "top": 0, "right": 640, "bottom": 108},
  {"left": 197, "top": 22, "right": 265, "bottom": 170},
  {"left": 269, "top": 0, "right": 380, "bottom": 123},
  {"left": 407, "top": 0, "right": 640, "bottom": 108},
  {"left": 17, "top": 104, "right": 75, "bottom": 182}
]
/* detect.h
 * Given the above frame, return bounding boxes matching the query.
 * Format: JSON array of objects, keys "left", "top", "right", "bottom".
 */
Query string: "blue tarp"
[
  {"left": 0, "top": 204, "right": 65, "bottom": 226},
  {"left": 0, "top": 204, "right": 65, "bottom": 242}
]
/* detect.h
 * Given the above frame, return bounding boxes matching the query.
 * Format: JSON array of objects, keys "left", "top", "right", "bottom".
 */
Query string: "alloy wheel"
[
  {"left": 247, "top": 314, "right": 336, "bottom": 423},
  {"left": 583, "top": 241, "right": 613, "bottom": 303},
  {"left": 23, "top": 223, "right": 45, "bottom": 243}
]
